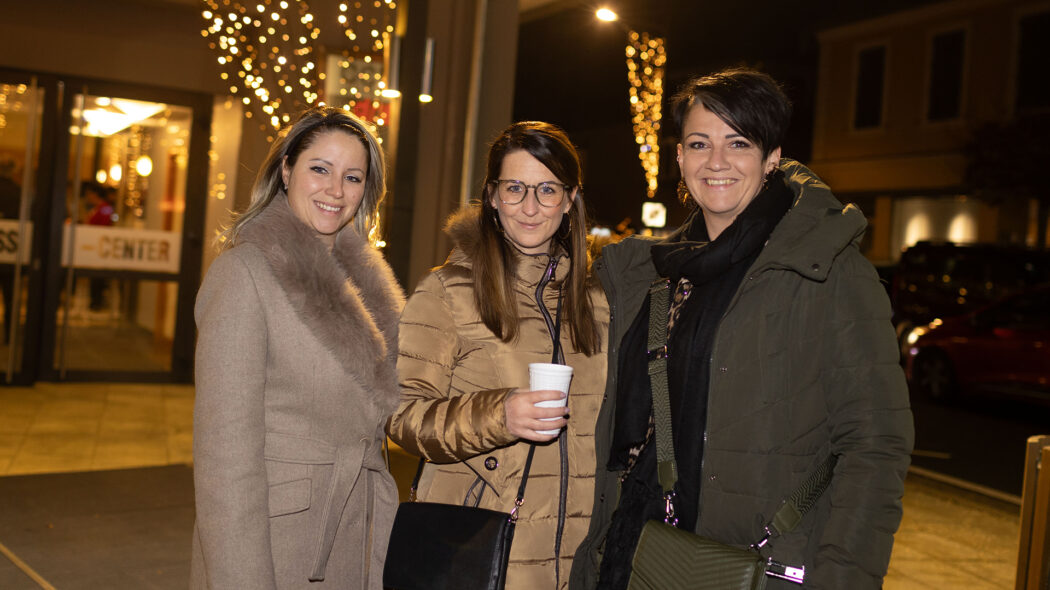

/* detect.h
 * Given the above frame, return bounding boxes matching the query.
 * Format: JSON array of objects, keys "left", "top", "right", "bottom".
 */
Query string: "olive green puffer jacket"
[{"left": 570, "top": 160, "right": 913, "bottom": 590}]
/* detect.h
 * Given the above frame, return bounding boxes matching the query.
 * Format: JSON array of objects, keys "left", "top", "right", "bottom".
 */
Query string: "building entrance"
[{"left": 0, "top": 70, "right": 210, "bottom": 384}]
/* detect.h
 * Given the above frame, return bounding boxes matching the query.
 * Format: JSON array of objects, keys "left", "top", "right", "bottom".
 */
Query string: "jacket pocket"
[{"left": 268, "top": 477, "right": 311, "bottom": 517}]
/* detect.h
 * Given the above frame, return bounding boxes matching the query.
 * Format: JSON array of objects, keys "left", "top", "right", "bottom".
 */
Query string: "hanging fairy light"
[
  {"left": 200, "top": 0, "right": 398, "bottom": 135},
  {"left": 626, "top": 31, "right": 665, "bottom": 199}
]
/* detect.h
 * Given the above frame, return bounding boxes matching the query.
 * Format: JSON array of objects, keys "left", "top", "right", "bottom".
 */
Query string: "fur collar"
[{"left": 238, "top": 196, "right": 404, "bottom": 408}]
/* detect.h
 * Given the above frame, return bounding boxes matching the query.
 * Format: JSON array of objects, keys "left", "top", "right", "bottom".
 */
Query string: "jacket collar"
[{"left": 237, "top": 195, "right": 404, "bottom": 395}]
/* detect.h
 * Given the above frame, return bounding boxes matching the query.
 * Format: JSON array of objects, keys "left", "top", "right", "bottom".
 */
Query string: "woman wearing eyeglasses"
[{"left": 388, "top": 121, "right": 609, "bottom": 589}]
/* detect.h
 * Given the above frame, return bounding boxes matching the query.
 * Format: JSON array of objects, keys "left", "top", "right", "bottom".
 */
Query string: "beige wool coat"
[
  {"left": 388, "top": 208, "right": 609, "bottom": 590},
  {"left": 190, "top": 195, "right": 404, "bottom": 590}
]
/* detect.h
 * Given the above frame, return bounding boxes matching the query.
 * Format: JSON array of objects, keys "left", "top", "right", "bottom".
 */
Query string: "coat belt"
[{"left": 264, "top": 431, "right": 386, "bottom": 581}]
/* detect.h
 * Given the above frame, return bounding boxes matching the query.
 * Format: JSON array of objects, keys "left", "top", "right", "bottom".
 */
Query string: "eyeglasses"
[{"left": 490, "top": 179, "right": 570, "bottom": 207}]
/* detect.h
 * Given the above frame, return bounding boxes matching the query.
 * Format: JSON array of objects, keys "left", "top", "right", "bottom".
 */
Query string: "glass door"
[
  {"left": 41, "top": 83, "right": 207, "bottom": 382},
  {"left": 0, "top": 78, "right": 44, "bottom": 384}
]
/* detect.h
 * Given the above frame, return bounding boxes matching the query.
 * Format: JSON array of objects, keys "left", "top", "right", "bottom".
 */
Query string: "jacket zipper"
[{"left": 534, "top": 255, "right": 569, "bottom": 586}]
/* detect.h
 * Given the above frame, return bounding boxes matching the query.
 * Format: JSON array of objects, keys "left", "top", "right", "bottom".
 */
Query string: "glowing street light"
[{"left": 596, "top": 7, "right": 618, "bottom": 22}]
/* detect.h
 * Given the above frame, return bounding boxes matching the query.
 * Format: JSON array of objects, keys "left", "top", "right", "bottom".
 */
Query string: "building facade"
[{"left": 809, "top": 0, "right": 1050, "bottom": 264}]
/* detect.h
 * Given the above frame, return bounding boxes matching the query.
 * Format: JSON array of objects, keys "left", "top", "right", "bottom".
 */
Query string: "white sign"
[
  {"left": 641, "top": 201, "right": 667, "bottom": 228},
  {"left": 61, "top": 225, "right": 181, "bottom": 273},
  {"left": 0, "top": 219, "right": 34, "bottom": 265}
]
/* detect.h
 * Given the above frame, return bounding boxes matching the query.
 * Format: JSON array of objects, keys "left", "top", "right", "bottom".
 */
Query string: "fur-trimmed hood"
[{"left": 238, "top": 195, "right": 405, "bottom": 409}]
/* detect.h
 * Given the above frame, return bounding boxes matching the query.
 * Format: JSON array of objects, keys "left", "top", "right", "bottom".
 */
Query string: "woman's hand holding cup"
[{"left": 505, "top": 388, "right": 569, "bottom": 441}]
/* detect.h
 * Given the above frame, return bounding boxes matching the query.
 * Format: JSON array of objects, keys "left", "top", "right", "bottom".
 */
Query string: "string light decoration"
[
  {"left": 200, "top": 0, "right": 398, "bottom": 136},
  {"left": 0, "top": 84, "right": 29, "bottom": 136},
  {"left": 625, "top": 31, "right": 666, "bottom": 199}
]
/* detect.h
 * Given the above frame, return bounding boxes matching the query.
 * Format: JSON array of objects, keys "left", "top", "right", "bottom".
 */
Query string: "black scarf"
[{"left": 598, "top": 172, "right": 793, "bottom": 589}]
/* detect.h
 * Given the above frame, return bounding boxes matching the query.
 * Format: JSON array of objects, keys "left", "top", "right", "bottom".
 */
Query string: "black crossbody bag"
[
  {"left": 628, "top": 279, "right": 837, "bottom": 590},
  {"left": 383, "top": 447, "right": 535, "bottom": 590}
]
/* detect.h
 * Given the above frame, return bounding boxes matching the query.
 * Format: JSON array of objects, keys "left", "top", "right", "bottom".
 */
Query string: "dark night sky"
[{"left": 513, "top": 0, "right": 942, "bottom": 230}]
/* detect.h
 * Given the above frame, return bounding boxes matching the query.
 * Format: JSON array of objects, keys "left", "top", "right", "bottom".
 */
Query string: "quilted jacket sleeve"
[
  {"left": 193, "top": 250, "right": 277, "bottom": 589},
  {"left": 388, "top": 270, "right": 517, "bottom": 463},
  {"left": 812, "top": 249, "right": 914, "bottom": 589}
]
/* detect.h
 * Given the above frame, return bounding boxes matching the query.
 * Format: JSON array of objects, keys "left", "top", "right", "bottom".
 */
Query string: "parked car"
[
  {"left": 904, "top": 283, "right": 1050, "bottom": 402},
  {"left": 890, "top": 241, "right": 1050, "bottom": 354}
]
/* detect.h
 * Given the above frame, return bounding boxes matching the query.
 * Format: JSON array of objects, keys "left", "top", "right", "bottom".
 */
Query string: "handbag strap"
[
  {"left": 645, "top": 278, "right": 838, "bottom": 544},
  {"left": 645, "top": 279, "right": 678, "bottom": 497}
]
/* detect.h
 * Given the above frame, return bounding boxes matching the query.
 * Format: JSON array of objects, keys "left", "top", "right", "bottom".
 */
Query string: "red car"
[{"left": 904, "top": 284, "right": 1050, "bottom": 402}]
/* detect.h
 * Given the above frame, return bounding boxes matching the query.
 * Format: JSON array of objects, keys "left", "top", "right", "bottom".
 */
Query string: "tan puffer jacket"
[{"left": 388, "top": 207, "right": 609, "bottom": 590}]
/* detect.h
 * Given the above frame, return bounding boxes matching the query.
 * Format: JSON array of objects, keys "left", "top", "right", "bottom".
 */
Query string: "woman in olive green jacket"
[{"left": 571, "top": 69, "right": 913, "bottom": 590}]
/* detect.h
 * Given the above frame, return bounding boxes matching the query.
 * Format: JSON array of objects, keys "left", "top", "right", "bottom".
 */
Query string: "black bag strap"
[{"left": 645, "top": 278, "right": 837, "bottom": 544}]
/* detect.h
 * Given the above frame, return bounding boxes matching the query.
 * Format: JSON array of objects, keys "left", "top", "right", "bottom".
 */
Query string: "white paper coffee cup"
[{"left": 529, "top": 362, "right": 573, "bottom": 435}]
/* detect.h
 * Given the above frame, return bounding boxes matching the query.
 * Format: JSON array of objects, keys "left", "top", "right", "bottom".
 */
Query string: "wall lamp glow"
[{"left": 419, "top": 37, "right": 435, "bottom": 103}]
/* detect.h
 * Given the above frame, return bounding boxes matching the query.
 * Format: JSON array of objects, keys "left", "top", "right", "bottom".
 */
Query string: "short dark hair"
[{"left": 671, "top": 67, "right": 792, "bottom": 159}]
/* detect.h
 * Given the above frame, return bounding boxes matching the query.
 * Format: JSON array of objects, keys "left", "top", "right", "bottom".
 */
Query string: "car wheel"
[{"left": 912, "top": 349, "right": 957, "bottom": 402}]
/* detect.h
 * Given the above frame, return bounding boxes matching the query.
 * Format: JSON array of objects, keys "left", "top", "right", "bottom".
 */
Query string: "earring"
[{"left": 677, "top": 179, "right": 691, "bottom": 204}]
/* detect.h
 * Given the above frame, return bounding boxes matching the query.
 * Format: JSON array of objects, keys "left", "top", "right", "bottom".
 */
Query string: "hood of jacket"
[
  {"left": 755, "top": 158, "right": 868, "bottom": 281},
  {"left": 237, "top": 195, "right": 405, "bottom": 410}
]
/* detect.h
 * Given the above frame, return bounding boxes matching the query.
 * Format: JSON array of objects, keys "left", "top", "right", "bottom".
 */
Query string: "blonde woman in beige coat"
[
  {"left": 191, "top": 107, "right": 404, "bottom": 590},
  {"left": 388, "top": 121, "right": 609, "bottom": 590}
]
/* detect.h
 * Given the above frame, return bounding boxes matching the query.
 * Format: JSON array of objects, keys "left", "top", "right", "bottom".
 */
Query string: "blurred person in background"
[{"left": 81, "top": 181, "right": 115, "bottom": 311}]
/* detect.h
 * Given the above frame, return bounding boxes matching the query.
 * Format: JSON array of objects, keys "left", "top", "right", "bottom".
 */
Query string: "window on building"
[
  {"left": 854, "top": 45, "right": 886, "bottom": 129},
  {"left": 1016, "top": 11, "right": 1050, "bottom": 111},
  {"left": 927, "top": 29, "right": 965, "bottom": 121}
]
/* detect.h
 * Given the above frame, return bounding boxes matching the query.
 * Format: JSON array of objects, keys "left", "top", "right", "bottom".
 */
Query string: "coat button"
[
  {"left": 719, "top": 366, "right": 728, "bottom": 373},
  {"left": 811, "top": 263, "right": 820, "bottom": 271},
  {"left": 484, "top": 456, "right": 499, "bottom": 470}
]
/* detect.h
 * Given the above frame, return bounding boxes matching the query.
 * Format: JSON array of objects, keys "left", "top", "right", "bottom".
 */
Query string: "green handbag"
[{"left": 627, "top": 279, "right": 836, "bottom": 590}]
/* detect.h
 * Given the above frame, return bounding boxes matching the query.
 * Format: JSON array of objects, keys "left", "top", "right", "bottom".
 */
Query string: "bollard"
[{"left": 1016, "top": 435, "right": 1050, "bottom": 590}]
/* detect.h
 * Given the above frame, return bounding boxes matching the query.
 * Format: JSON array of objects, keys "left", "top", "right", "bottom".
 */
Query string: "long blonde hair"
[{"left": 219, "top": 106, "right": 387, "bottom": 248}]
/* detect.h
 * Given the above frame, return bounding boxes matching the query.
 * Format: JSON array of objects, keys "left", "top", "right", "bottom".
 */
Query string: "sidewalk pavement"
[{"left": 0, "top": 382, "right": 1024, "bottom": 588}]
